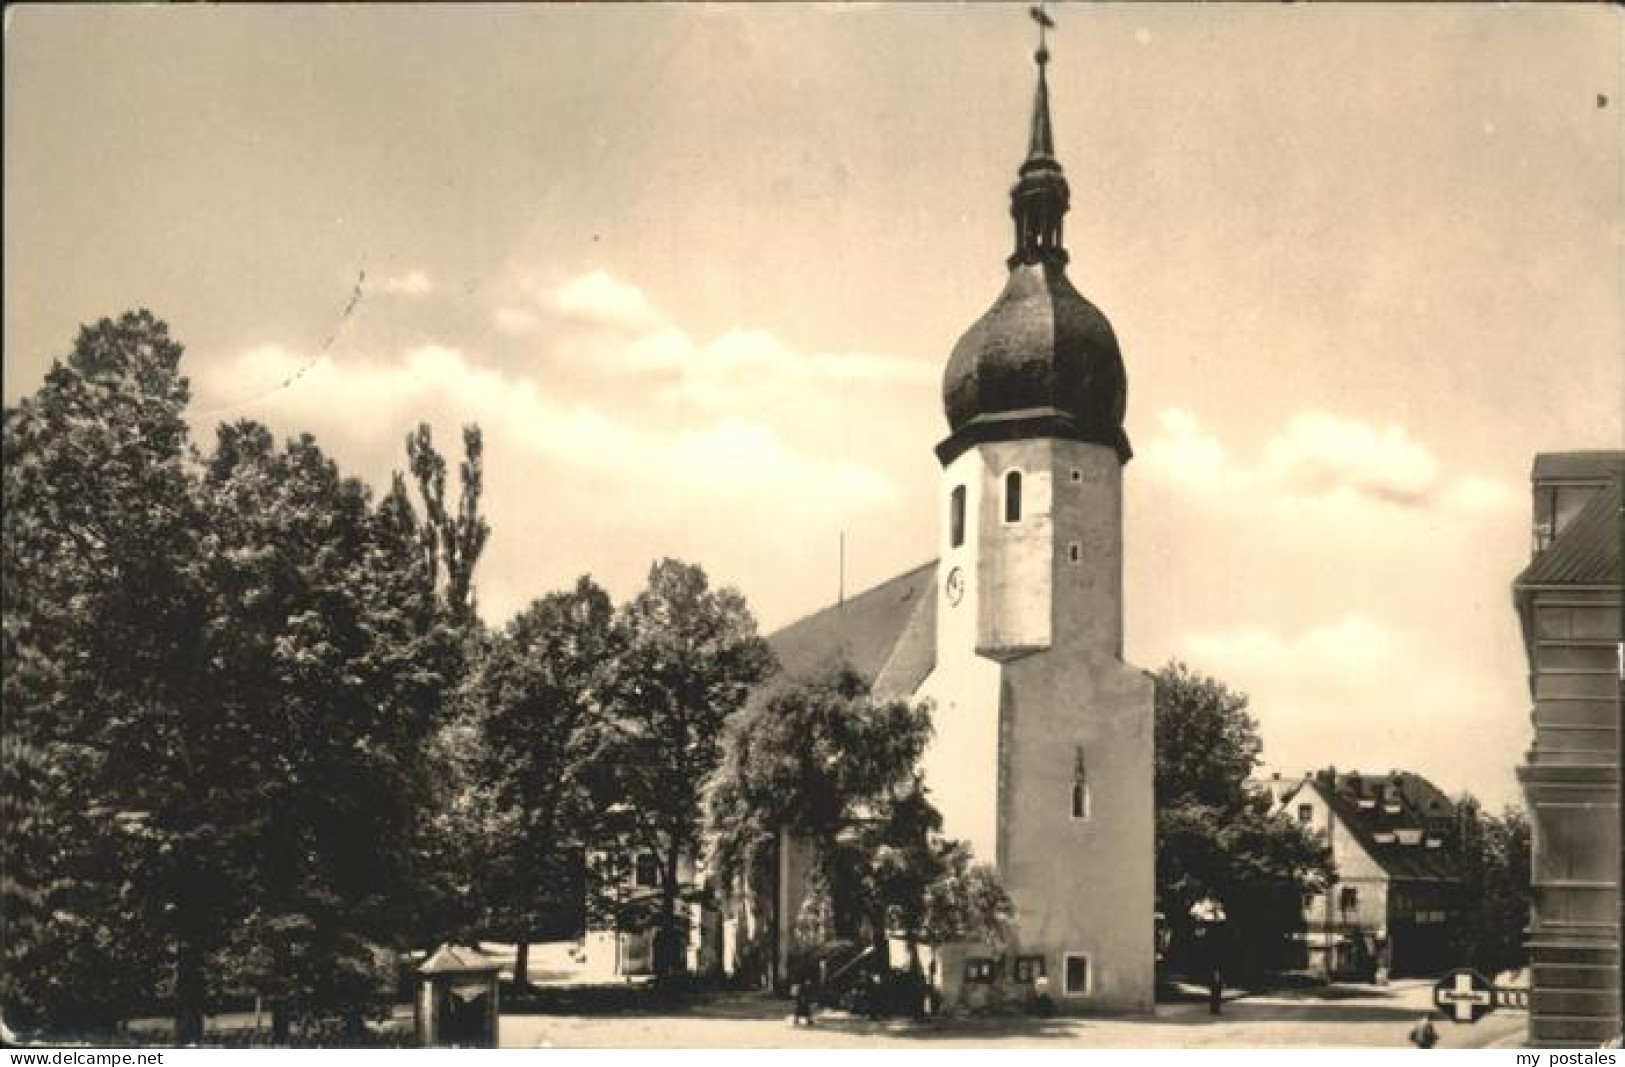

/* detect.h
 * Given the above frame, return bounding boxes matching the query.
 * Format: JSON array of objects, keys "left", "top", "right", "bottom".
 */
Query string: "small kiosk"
[{"left": 416, "top": 944, "right": 502, "bottom": 1048}]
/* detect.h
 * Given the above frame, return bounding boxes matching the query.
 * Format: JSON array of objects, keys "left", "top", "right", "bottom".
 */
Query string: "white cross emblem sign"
[{"left": 1434, "top": 969, "right": 1494, "bottom": 1023}]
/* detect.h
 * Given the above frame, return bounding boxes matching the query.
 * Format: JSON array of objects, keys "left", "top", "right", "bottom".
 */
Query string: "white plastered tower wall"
[{"left": 924, "top": 433, "right": 1155, "bottom": 1013}]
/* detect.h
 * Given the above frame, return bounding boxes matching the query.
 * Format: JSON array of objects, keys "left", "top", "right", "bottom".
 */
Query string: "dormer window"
[
  {"left": 1004, "top": 470, "right": 1023, "bottom": 523},
  {"left": 1533, "top": 481, "right": 1604, "bottom": 554}
]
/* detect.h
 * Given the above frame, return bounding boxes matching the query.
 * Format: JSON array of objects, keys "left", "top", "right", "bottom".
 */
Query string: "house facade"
[
  {"left": 1277, "top": 770, "right": 1460, "bottom": 980},
  {"left": 1513, "top": 450, "right": 1622, "bottom": 1048},
  {"left": 581, "top": 844, "right": 717, "bottom": 978}
]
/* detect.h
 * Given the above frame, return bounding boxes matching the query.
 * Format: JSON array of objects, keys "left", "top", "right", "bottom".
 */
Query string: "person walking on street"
[
  {"left": 790, "top": 977, "right": 814, "bottom": 1027},
  {"left": 1409, "top": 1013, "right": 1439, "bottom": 1048}
]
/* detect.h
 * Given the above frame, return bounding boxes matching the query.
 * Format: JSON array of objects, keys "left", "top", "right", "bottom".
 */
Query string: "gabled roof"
[
  {"left": 1288, "top": 770, "right": 1461, "bottom": 884},
  {"left": 1516, "top": 467, "right": 1623, "bottom": 589},
  {"left": 420, "top": 944, "right": 502, "bottom": 975},
  {"left": 766, "top": 561, "right": 937, "bottom": 696}
]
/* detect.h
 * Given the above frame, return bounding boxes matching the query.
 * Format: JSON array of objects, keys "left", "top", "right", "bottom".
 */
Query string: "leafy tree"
[
  {"left": 2, "top": 312, "right": 216, "bottom": 1039},
  {"left": 1153, "top": 661, "right": 1334, "bottom": 977},
  {"left": 595, "top": 560, "right": 775, "bottom": 975},
  {"left": 1449, "top": 798, "right": 1531, "bottom": 975},
  {"left": 1155, "top": 661, "right": 1261, "bottom": 811},
  {"left": 919, "top": 844, "right": 1014, "bottom": 953},
  {"left": 707, "top": 663, "right": 1009, "bottom": 977},
  {"left": 199, "top": 422, "right": 458, "bottom": 1037},
  {"left": 466, "top": 577, "right": 615, "bottom": 986},
  {"left": 397, "top": 424, "right": 494, "bottom": 956},
  {"left": 406, "top": 423, "right": 489, "bottom": 629},
  {"left": 3, "top": 312, "right": 481, "bottom": 1042},
  {"left": 709, "top": 664, "right": 932, "bottom": 908}
]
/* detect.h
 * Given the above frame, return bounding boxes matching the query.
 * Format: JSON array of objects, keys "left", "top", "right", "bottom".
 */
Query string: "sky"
[{"left": 5, "top": 3, "right": 1622, "bottom": 809}]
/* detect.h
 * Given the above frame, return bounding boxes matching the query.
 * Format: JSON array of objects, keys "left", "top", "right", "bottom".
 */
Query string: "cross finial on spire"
[
  {"left": 1010, "top": 1, "right": 1069, "bottom": 268},
  {"left": 1030, "top": 3, "right": 1055, "bottom": 66},
  {"left": 1025, "top": 3, "right": 1057, "bottom": 164}
]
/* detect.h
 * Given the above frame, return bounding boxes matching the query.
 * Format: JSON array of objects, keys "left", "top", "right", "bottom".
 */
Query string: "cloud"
[
  {"left": 1172, "top": 612, "right": 1526, "bottom": 807},
  {"left": 195, "top": 342, "right": 893, "bottom": 510},
  {"left": 1442, "top": 475, "right": 1520, "bottom": 514},
  {"left": 549, "top": 269, "right": 662, "bottom": 332},
  {"left": 189, "top": 327, "right": 906, "bottom": 628},
  {"left": 1139, "top": 407, "right": 1514, "bottom": 516},
  {"left": 493, "top": 306, "right": 540, "bottom": 335},
  {"left": 527, "top": 270, "right": 935, "bottom": 414},
  {"left": 378, "top": 270, "right": 433, "bottom": 297},
  {"left": 1263, "top": 412, "right": 1438, "bottom": 507},
  {"left": 190, "top": 264, "right": 943, "bottom": 631},
  {"left": 1138, "top": 408, "right": 1229, "bottom": 489},
  {"left": 1179, "top": 614, "right": 1399, "bottom": 678}
]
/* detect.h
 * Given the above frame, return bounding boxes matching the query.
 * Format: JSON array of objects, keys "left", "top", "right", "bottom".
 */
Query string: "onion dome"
[{"left": 937, "top": 36, "right": 1130, "bottom": 467}]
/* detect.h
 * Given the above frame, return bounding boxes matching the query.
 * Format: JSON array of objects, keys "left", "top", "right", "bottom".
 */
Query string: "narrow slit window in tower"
[
  {"left": 1005, "top": 470, "right": 1023, "bottom": 523},
  {"left": 1071, "top": 746, "right": 1089, "bottom": 819},
  {"left": 950, "top": 486, "right": 967, "bottom": 548}
]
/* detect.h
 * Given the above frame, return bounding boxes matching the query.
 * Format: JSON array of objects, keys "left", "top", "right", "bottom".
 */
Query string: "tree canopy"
[
  {"left": 460, "top": 577, "right": 617, "bottom": 983},
  {"left": 591, "top": 559, "right": 776, "bottom": 974},
  {"left": 707, "top": 663, "right": 1010, "bottom": 978},
  {"left": 1449, "top": 798, "right": 1531, "bottom": 976},
  {"left": 3, "top": 311, "right": 205, "bottom": 1034},
  {"left": 1152, "top": 661, "right": 1334, "bottom": 976},
  {"left": 2, "top": 312, "right": 483, "bottom": 1040}
]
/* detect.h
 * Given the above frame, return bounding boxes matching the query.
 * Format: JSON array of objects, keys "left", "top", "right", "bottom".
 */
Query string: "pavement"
[
  {"left": 117, "top": 946, "right": 1531, "bottom": 1049},
  {"left": 500, "top": 977, "right": 1531, "bottom": 1049}
]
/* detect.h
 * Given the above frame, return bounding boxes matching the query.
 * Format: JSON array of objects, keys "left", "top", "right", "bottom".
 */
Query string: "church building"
[{"left": 740, "top": 28, "right": 1156, "bottom": 1014}]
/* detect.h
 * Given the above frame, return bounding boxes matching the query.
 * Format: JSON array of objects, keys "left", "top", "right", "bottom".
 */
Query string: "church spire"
[
  {"left": 1027, "top": 6, "right": 1055, "bottom": 162},
  {"left": 1010, "top": 3, "right": 1070, "bottom": 268}
]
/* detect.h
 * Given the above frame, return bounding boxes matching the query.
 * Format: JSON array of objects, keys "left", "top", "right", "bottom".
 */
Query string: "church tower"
[{"left": 917, "top": 19, "right": 1155, "bottom": 1012}]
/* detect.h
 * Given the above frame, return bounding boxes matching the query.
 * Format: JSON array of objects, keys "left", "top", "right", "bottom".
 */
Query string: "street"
[{"left": 501, "top": 978, "right": 1529, "bottom": 1049}]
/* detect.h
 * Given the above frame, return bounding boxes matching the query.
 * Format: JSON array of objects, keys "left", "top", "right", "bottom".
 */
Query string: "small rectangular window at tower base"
[
  {"left": 1071, "top": 468, "right": 1082, "bottom": 483},
  {"left": 1068, "top": 542, "right": 1081, "bottom": 563},
  {"left": 1064, "top": 954, "right": 1091, "bottom": 996}
]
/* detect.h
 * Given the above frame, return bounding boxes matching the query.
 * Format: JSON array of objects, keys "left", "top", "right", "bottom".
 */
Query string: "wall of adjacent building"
[{"left": 1518, "top": 585, "right": 1621, "bottom": 1047}]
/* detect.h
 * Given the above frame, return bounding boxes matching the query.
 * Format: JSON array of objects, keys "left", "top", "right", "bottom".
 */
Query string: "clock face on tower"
[{"left": 945, "top": 566, "right": 965, "bottom": 606}]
